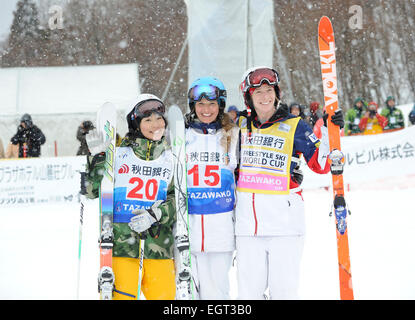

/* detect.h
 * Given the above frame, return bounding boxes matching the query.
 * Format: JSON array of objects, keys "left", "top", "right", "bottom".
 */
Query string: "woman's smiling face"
[{"left": 195, "top": 98, "right": 220, "bottom": 124}]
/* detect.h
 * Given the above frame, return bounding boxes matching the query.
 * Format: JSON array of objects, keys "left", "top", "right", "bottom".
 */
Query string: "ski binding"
[
  {"left": 329, "top": 149, "right": 344, "bottom": 175},
  {"left": 98, "top": 266, "right": 115, "bottom": 300}
]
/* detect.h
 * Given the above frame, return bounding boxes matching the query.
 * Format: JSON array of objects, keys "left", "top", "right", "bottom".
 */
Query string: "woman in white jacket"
[{"left": 185, "top": 77, "right": 239, "bottom": 299}]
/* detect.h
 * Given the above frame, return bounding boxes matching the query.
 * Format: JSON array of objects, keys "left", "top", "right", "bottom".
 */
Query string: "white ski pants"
[
  {"left": 236, "top": 235, "right": 304, "bottom": 300},
  {"left": 191, "top": 251, "right": 234, "bottom": 300}
]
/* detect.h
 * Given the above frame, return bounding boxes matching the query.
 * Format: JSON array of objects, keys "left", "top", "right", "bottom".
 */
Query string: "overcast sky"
[{"left": 0, "top": 0, "right": 18, "bottom": 41}]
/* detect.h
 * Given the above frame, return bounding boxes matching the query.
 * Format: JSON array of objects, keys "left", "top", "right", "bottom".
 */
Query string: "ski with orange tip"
[{"left": 318, "top": 16, "right": 354, "bottom": 300}]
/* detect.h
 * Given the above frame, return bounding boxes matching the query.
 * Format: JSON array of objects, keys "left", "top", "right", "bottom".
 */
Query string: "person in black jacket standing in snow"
[{"left": 10, "top": 113, "right": 46, "bottom": 158}]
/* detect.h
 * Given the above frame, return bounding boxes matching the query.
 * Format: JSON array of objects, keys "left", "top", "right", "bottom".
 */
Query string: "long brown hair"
[{"left": 220, "top": 113, "right": 237, "bottom": 165}]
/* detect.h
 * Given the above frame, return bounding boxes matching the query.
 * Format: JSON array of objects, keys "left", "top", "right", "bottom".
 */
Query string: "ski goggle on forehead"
[
  {"left": 132, "top": 99, "right": 165, "bottom": 119},
  {"left": 188, "top": 84, "right": 226, "bottom": 102},
  {"left": 245, "top": 68, "right": 280, "bottom": 91}
]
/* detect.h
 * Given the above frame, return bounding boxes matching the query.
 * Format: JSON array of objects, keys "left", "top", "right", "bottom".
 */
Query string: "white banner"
[
  {"left": 302, "top": 126, "right": 415, "bottom": 189},
  {"left": 0, "top": 156, "right": 86, "bottom": 207}
]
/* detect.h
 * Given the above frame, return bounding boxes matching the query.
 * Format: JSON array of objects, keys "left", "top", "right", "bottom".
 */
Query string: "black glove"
[{"left": 323, "top": 109, "right": 344, "bottom": 129}]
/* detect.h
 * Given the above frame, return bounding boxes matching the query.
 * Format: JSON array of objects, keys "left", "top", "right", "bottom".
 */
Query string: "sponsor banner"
[
  {"left": 302, "top": 126, "right": 415, "bottom": 189},
  {"left": 0, "top": 156, "right": 86, "bottom": 207}
]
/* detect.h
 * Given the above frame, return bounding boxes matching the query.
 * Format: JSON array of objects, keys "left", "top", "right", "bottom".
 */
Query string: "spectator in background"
[
  {"left": 359, "top": 101, "right": 388, "bottom": 135},
  {"left": 226, "top": 105, "right": 239, "bottom": 124},
  {"left": 76, "top": 120, "right": 95, "bottom": 155},
  {"left": 309, "top": 101, "right": 323, "bottom": 127},
  {"left": 309, "top": 101, "right": 325, "bottom": 138},
  {"left": 381, "top": 96, "right": 405, "bottom": 132},
  {"left": 409, "top": 104, "right": 415, "bottom": 126},
  {"left": 345, "top": 97, "right": 367, "bottom": 136},
  {"left": 302, "top": 108, "right": 313, "bottom": 127},
  {"left": 10, "top": 114, "right": 46, "bottom": 158}
]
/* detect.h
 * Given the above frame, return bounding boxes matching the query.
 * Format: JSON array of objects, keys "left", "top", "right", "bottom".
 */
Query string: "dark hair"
[{"left": 126, "top": 111, "right": 167, "bottom": 140}]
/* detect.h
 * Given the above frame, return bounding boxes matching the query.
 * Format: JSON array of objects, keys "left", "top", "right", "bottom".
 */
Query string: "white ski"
[{"left": 167, "top": 105, "right": 193, "bottom": 300}]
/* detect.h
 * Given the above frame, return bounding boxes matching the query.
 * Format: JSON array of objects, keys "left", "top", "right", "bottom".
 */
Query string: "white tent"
[{"left": 0, "top": 63, "right": 140, "bottom": 156}]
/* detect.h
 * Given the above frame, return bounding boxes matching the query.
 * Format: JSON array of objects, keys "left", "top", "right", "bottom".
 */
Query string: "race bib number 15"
[{"left": 188, "top": 164, "right": 221, "bottom": 188}]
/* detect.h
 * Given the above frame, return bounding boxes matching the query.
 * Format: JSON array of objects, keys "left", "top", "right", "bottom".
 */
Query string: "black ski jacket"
[{"left": 10, "top": 125, "right": 46, "bottom": 157}]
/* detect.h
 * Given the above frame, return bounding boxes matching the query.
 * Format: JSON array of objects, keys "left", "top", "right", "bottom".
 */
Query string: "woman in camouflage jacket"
[{"left": 85, "top": 94, "right": 176, "bottom": 300}]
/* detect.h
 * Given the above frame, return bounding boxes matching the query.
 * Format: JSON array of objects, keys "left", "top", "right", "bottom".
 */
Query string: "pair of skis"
[{"left": 318, "top": 16, "right": 354, "bottom": 300}]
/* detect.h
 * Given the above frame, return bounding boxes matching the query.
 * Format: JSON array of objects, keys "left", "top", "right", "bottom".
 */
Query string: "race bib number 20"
[{"left": 126, "top": 177, "right": 159, "bottom": 201}]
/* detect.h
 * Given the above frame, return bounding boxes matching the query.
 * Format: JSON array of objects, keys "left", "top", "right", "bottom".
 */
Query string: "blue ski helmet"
[{"left": 188, "top": 77, "right": 227, "bottom": 114}]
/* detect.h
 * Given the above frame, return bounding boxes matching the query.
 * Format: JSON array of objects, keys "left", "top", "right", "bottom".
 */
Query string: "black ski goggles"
[
  {"left": 132, "top": 100, "right": 165, "bottom": 119},
  {"left": 188, "top": 84, "right": 226, "bottom": 102}
]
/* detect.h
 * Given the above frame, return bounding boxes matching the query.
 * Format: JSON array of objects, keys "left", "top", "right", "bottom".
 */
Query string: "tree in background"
[
  {"left": 1, "top": 1, "right": 414, "bottom": 111},
  {"left": 272, "top": 0, "right": 415, "bottom": 110}
]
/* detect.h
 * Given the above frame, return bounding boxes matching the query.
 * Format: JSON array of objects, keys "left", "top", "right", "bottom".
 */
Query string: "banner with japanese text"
[
  {"left": 302, "top": 126, "right": 415, "bottom": 189},
  {"left": 0, "top": 156, "right": 86, "bottom": 207}
]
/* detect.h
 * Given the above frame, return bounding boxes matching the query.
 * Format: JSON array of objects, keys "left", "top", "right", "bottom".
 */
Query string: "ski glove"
[
  {"left": 291, "top": 165, "right": 303, "bottom": 185},
  {"left": 128, "top": 200, "right": 163, "bottom": 235},
  {"left": 86, "top": 128, "right": 111, "bottom": 155},
  {"left": 323, "top": 109, "right": 344, "bottom": 129}
]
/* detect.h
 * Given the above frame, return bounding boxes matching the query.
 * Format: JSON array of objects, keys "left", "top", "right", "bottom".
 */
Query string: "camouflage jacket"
[{"left": 85, "top": 136, "right": 176, "bottom": 260}]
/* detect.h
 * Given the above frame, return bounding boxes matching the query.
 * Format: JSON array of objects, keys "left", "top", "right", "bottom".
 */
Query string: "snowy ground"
[{"left": 1, "top": 181, "right": 414, "bottom": 300}]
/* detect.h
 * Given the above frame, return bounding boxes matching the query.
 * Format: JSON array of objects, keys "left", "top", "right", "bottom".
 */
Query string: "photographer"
[
  {"left": 76, "top": 120, "right": 95, "bottom": 155},
  {"left": 10, "top": 114, "right": 46, "bottom": 158}
]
